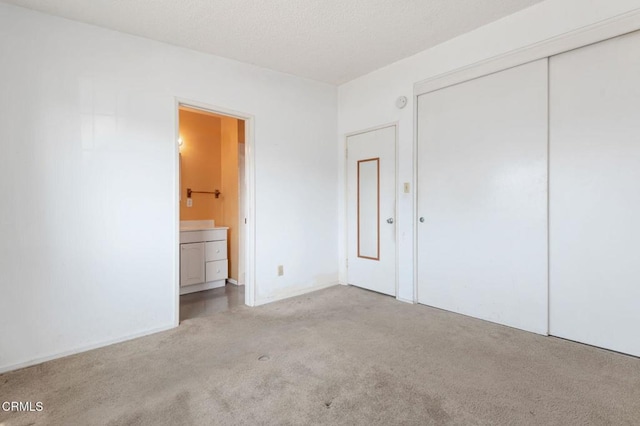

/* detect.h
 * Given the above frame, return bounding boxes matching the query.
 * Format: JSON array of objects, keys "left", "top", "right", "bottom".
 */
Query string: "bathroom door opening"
[{"left": 174, "top": 100, "right": 255, "bottom": 323}]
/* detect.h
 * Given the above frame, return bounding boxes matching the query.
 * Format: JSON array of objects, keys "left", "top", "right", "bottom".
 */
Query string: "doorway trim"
[
  {"left": 345, "top": 122, "right": 399, "bottom": 299},
  {"left": 174, "top": 98, "right": 257, "bottom": 325}
]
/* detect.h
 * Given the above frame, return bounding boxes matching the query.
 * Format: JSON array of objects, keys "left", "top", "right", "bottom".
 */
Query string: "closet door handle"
[
  {"left": 386, "top": 218, "right": 394, "bottom": 224},
  {"left": 419, "top": 217, "right": 425, "bottom": 223}
]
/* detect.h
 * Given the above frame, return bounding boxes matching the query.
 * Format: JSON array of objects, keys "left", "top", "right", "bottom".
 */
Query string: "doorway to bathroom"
[{"left": 175, "top": 101, "right": 254, "bottom": 321}]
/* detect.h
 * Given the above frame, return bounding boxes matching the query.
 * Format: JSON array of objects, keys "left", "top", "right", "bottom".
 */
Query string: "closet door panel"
[
  {"left": 549, "top": 31, "right": 640, "bottom": 356},
  {"left": 417, "top": 59, "right": 548, "bottom": 334}
]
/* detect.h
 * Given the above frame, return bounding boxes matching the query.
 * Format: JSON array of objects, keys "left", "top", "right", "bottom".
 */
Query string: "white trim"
[
  {"left": 342, "top": 133, "right": 349, "bottom": 287},
  {"left": 174, "top": 101, "right": 181, "bottom": 326},
  {"left": 393, "top": 123, "right": 400, "bottom": 301},
  {"left": 180, "top": 280, "right": 225, "bottom": 295},
  {"left": 412, "top": 93, "right": 420, "bottom": 305},
  {"left": 0, "top": 324, "right": 175, "bottom": 374},
  {"left": 175, "top": 98, "right": 257, "bottom": 312},
  {"left": 245, "top": 116, "right": 257, "bottom": 307},
  {"left": 226, "top": 278, "right": 239, "bottom": 286},
  {"left": 344, "top": 122, "right": 400, "bottom": 299},
  {"left": 546, "top": 58, "right": 551, "bottom": 337},
  {"left": 414, "top": 8, "right": 640, "bottom": 97},
  {"left": 254, "top": 282, "right": 339, "bottom": 306}
]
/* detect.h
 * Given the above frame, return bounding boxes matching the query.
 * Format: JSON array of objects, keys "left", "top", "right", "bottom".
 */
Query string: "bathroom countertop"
[{"left": 179, "top": 220, "right": 228, "bottom": 232}]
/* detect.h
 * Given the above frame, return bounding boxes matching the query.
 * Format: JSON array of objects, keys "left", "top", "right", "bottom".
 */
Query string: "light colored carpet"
[{"left": 1, "top": 285, "right": 639, "bottom": 425}]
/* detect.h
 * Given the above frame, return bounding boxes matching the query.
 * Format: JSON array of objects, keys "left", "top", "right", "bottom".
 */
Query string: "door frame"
[
  {"left": 174, "top": 98, "right": 257, "bottom": 325},
  {"left": 345, "top": 122, "right": 399, "bottom": 298}
]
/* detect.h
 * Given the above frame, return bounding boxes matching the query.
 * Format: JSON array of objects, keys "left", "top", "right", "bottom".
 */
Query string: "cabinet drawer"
[
  {"left": 180, "top": 229, "right": 227, "bottom": 244},
  {"left": 205, "top": 240, "right": 227, "bottom": 262},
  {"left": 206, "top": 260, "right": 228, "bottom": 282}
]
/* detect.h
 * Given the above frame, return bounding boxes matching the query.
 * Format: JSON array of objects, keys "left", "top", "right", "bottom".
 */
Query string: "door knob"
[
  {"left": 386, "top": 218, "right": 394, "bottom": 224},
  {"left": 419, "top": 217, "right": 425, "bottom": 223}
]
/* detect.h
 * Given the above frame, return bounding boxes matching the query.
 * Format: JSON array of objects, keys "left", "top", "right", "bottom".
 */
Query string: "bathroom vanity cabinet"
[{"left": 180, "top": 227, "right": 228, "bottom": 295}]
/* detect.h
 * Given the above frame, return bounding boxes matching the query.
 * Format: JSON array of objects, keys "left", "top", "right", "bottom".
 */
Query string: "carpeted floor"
[{"left": 1, "top": 285, "right": 639, "bottom": 425}]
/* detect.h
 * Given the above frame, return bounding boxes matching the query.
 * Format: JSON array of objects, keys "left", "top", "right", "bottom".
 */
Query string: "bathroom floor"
[{"left": 180, "top": 284, "right": 245, "bottom": 321}]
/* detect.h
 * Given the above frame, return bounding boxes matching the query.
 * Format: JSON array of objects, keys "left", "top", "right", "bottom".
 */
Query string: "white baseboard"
[
  {"left": 226, "top": 278, "right": 239, "bottom": 286},
  {"left": 396, "top": 297, "right": 415, "bottom": 304},
  {"left": 254, "top": 281, "right": 339, "bottom": 306},
  {"left": 179, "top": 280, "right": 225, "bottom": 295},
  {"left": 0, "top": 324, "right": 176, "bottom": 374}
]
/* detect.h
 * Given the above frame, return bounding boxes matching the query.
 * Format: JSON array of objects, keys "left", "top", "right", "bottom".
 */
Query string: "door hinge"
[{"left": 346, "top": 258, "right": 349, "bottom": 268}]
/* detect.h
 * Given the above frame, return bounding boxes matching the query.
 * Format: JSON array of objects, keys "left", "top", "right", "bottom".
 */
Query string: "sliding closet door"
[
  {"left": 549, "top": 31, "right": 640, "bottom": 356},
  {"left": 417, "top": 59, "right": 548, "bottom": 334}
]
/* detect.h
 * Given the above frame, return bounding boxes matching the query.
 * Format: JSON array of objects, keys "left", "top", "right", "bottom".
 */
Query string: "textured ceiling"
[{"left": 3, "top": 0, "right": 544, "bottom": 84}]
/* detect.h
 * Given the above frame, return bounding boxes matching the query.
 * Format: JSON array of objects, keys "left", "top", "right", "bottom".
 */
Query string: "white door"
[
  {"left": 417, "top": 59, "right": 549, "bottom": 334},
  {"left": 180, "top": 242, "right": 205, "bottom": 287},
  {"left": 347, "top": 125, "right": 396, "bottom": 296},
  {"left": 549, "top": 31, "right": 640, "bottom": 357}
]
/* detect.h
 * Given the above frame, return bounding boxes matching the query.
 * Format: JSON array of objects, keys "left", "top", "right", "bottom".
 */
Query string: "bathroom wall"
[
  {"left": 179, "top": 109, "right": 222, "bottom": 221},
  {"left": 220, "top": 116, "right": 240, "bottom": 281}
]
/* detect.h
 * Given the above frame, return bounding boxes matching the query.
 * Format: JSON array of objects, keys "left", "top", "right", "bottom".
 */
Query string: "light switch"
[{"left": 403, "top": 182, "right": 410, "bottom": 193}]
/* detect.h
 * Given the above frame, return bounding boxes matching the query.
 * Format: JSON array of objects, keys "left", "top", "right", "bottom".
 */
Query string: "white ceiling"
[{"left": 3, "top": 0, "right": 544, "bottom": 84}]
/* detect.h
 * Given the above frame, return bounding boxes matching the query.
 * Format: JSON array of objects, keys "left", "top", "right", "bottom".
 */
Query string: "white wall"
[
  {"left": 0, "top": 3, "right": 338, "bottom": 372},
  {"left": 338, "top": 0, "right": 640, "bottom": 302}
]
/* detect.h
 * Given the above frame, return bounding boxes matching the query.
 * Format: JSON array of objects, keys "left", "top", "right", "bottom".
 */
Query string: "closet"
[
  {"left": 548, "top": 32, "right": 640, "bottom": 357},
  {"left": 416, "top": 30, "right": 640, "bottom": 356}
]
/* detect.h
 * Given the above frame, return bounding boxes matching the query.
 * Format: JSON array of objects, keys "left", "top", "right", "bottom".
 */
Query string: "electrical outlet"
[
  {"left": 277, "top": 265, "right": 284, "bottom": 276},
  {"left": 187, "top": 198, "right": 193, "bottom": 207}
]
